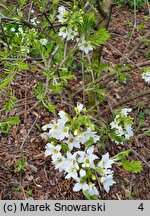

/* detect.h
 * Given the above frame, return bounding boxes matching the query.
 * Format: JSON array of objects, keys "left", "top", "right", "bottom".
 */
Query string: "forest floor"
[{"left": 0, "top": 5, "right": 150, "bottom": 200}]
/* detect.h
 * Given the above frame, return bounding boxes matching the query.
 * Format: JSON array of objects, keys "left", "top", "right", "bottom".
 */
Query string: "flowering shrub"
[
  {"left": 0, "top": 0, "right": 145, "bottom": 199},
  {"left": 42, "top": 103, "right": 116, "bottom": 197},
  {"left": 42, "top": 103, "right": 142, "bottom": 199}
]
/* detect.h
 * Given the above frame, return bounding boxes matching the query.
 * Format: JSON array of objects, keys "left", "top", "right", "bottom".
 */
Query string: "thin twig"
[
  {"left": 17, "top": 100, "right": 41, "bottom": 116},
  {"left": 107, "top": 42, "right": 141, "bottom": 69},
  {"left": 100, "top": 89, "right": 150, "bottom": 116},
  {"left": 121, "top": 32, "right": 150, "bottom": 64},
  {"left": 124, "top": 143, "right": 150, "bottom": 168},
  {"left": 73, "top": 60, "right": 150, "bottom": 98},
  {"left": 82, "top": 52, "right": 86, "bottom": 105},
  {"left": 43, "top": 12, "right": 55, "bottom": 33},
  {"left": 24, "top": 71, "right": 27, "bottom": 124},
  {"left": 20, "top": 115, "right": 39, "bottom": 149},
  {"left": 27, "top": 2, "right": 33, "bottom": 22}
]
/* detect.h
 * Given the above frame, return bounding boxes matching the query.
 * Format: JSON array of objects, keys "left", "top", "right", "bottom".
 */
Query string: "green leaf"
[
  {"left": 0, "top": 74, "right": 14, "bottom": 89},
  {"left": 112, "top": 150, "right": 132, "bottom": 161},
  {"left": 43, "top": 101, "right": 56, "bottom": 113},
  {"left": 26, "top": 189, "right": 32, "bottom": 197},
  {"left": 91, "top": 28, "right": 110, "bottom": 46},
  {"left": 85, "top": 137, "right": 94, "bottom": 150},
  {"left": 49, "top": 84, "right": 62, "bottom": 93},
  {"left": 14, "top": 158, "right": 26, "bottom": 173},
  {"left": 81, "top": 12, "right": 96, "bottom": 34},
  {"left": 121, "top": 160, "right": 142, "bottom": 173},
  {"left": 110, "top": 133, "right": 124, "bottom": 143},
  {"left": 141, "top": 129, "right": 150, "bottom": 137},
  {"left": 9, "top": 116, "right": 20, "bottom": 124},
  {"left": 0, "top": 116, "right": 20, "bottom": 134},
  {"left": 4, "top": 96, "right": 16, "bottom": 112},
  {"left": 12, "top": 186, "right": 20, "bottom": 192}
]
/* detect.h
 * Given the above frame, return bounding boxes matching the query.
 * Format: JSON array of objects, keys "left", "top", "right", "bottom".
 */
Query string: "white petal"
[
  {"left": 73, "top": 183, "right": 82, "bottom": 192},
  {"left": 80, "top": 169, "right": 86, "bottom": 177}
]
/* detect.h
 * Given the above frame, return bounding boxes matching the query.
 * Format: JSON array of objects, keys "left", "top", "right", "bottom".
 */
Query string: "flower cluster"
[
  {"left": 141, "top": 71, "right": 150, "bottom": 83},
  {"left": 110, "top": 108, "right": 134, "bottom": 145},
  {"left": 57, "top": 6, "right": 93, "bottom": 54},
  {"left": 57, "top": 6, "right": 78, "bottom": 41},
  {"left": 42, "top": 103, "right": 116, "bottom": 197}
]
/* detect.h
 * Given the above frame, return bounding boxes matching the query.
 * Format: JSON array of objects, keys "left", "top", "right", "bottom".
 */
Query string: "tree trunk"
[{"left": 87, "top": 0, "right": 113, "bottom": 114}]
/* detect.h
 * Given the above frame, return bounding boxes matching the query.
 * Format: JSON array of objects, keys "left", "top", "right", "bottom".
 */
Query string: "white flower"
[
  {"left": 58, "top": 27, "right": 68, "bottom": 40},
  {"left": 115, "top": 126, "right": 124, "bottom": 136},
  {"left": 76, "top": 102, "right": 84, "bottom": 113},
  {"left": 11, "top": 27, "right": 15, "bottom": 32},
  {"left": 52, "top": 155, "right": 66, "bottom": 172},
  {"left": 65, "top": 152, "right": 79, "bottom": 180},
  {"left": 98, "top": 152, "right": 114, "bottom": 169},
  {"left": 20, "top": 47, "right": 29, "bottom": 54},
  {"left": 121, "top": 108, "right": 132, "bottom": 116},
  {"left": 58, "top": 110, "right": 69, "bottom": 124},
  {"left": 42, "top": 123, "right": 52, "bottom": 131},
  {"left": 65, "top": 134, "right": 80, "bottom": 151},
  {"left": 66, "top": 28, "right": 78, "bottom": 41},
  {"left": 65, "top": 167, "right": 79, "bottom": 180},
  {"left": 65, "top": 152, "right": 79, "bottom": 171},
  {"left": 58, "top": 125, "right": 70, "bottom": 140},
  {"left": 40, "top": 38, "right": 48, "bottom": 46},
  {"left": 73, "top": 181, "right": 99, "bottom": 196},
  {"left": 124, "top": 124, "right": 133, "bottom": 139},
  {"left": 110, "top": 108, "right": 133, "bottom": 145},
  {"left": 142, "top": 71, "right": 150, "bottom": 83},
  {"left": 48, "top": 121, "right": 62, "bottom": 139},
  {"left": 45, "top": 143, "right": 61, "bottom": 161},
  {"left": 87, "top": 183, "right": 99, "bottom": 196},
  {"left": 30, "top": 17, "right": 40, "bottom": 25},
  {"left": 46, "top": 119, "right": 69, "bottom": 140},
  {"left": 77, "top": 146, "right": 98, "bottom": 168},
  {"left": 84, "top": 127, "right": 100, "bottom": 143},
  {"left": 57, "top": 6, "right": 68, "bottom": 23},
  {"left": 74, "top": 130, "right": 87, "bottom": 144},
  {"left": 110, "top": 120, "right": 119, "bottom": 129},
  {"left": 114, "top": 140, "right": 124, "bottom": 145},
  {"left": 18, "top": 27, "right": 23, "bottom": 34},
  {"left": 101, "top": 175, "right": 115, "bottom": 193},
  {"left": 78, "top": 37, "right": 93, "bottom": 54},
  {"left": 31, "top": 9, "right": 34, "bottom": 14},
  {"left": 58, "top": 27, "right": 78, "bottom": 41},
  {"left": 73, "top": 182, "right": 89, "bottom": 192},
  {"left": 74, "top": 128, "right": 99, "bottom": 145}
]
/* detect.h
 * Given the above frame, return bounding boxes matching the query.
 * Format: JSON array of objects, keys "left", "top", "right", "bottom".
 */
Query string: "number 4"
[{"left": 138, "top": 203, "right": 144, "bottom": 211}]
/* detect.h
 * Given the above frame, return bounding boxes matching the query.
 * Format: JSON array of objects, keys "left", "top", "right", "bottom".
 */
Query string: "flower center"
[
  {"left": 69, "top": 138, "right": 74, "bottom": 143},
  {"left": 63, "top": 128, "right": 68, "bottom": 133},
  {"left": 54, "top": 125, "right": 58, "bottom": 130},
  {"left": 54, "top": 149, "right": 58, "bottom": 154},
  {"left": 85, "top": 159, "right": 90, "bottom": 164}
]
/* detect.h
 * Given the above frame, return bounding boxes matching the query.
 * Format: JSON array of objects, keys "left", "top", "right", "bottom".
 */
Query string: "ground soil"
[{"left": 0, "top": 4, "right": 150, "bottom": 200}]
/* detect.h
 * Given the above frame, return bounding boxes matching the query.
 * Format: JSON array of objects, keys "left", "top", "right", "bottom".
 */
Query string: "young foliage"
[{"left": 0, "top": 116, "right": 20, "bottom": 134}]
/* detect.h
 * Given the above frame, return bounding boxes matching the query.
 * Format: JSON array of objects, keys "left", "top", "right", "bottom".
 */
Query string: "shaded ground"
[{"left": 0, "top": 5, "right": 150, "bottom": 200}]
